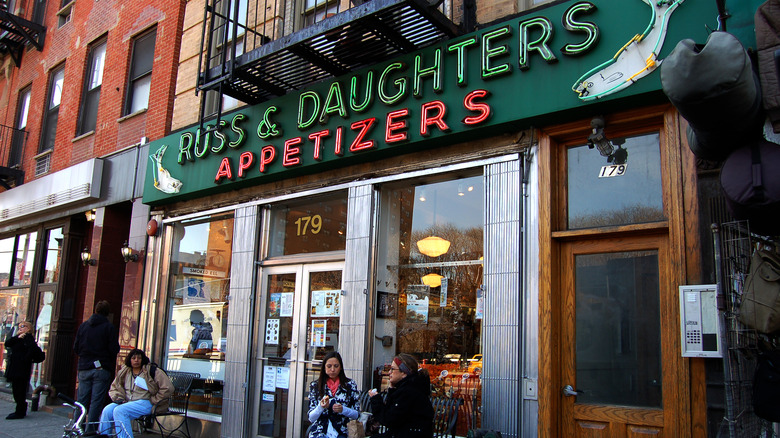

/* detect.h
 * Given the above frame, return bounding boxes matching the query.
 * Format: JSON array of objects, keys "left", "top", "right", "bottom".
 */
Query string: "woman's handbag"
[
  {"left": 347, "top": 419, "right": 365, "bottom": 438},
  {"left": 739, "top": 247, "right": 780, "bottom": 333},
  {"left": 364, "top": 414, "right": 381, "bottom": 436}
]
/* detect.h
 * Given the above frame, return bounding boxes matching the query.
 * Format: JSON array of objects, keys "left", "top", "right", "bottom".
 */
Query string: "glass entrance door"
[{"left": 253, "top": 262, "right": 344, "bottom": 438}]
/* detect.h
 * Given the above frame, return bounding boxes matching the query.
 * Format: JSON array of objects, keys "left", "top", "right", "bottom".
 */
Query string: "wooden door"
[{"left": 560, "top": 235, "right": 672, "bottom": 437}]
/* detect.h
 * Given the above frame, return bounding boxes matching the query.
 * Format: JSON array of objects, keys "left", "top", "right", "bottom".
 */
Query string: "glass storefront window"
[
  {"left": 165, "top": 213, "right": 233, "bottom": 416},
  {"left": 0, "top": 233, "right": 37, "bottom": 287},
  {"left": 15, "top": 233, "right": 36, "bottom": 286},
  {"left": 0, "top": 288, "right": 30, "bottom": 374},
  {"left": 0, "top": 237, "right": 13, "bottom": 286},
  {"left": 267, "top": 193, "right": 347, "bottom": 257},
  {"left": 1, "top": 231, "right": 36, "bottom": 375},
  {"left": 42, "top": 228, "right": 63, "bottom": 283},
  {"left": 374, "top": 174, "right": 483, "bottom": 433},
  {"left": 567, "top": 132, "right": 664, "bottom": 229}
]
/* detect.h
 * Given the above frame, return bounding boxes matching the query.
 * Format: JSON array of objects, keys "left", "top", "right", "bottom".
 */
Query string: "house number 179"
[{"left": 295, "top": 215, "right": 322, "bottom": 235}]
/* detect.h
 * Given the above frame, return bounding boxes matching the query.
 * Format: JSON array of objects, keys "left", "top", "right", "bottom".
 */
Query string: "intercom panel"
[{"left": 679, "top": 284, "right": 722, "bottom": 358}]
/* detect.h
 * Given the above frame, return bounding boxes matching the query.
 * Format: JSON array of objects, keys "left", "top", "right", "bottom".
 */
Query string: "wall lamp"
[
  {"left": 587, "top": 116, "right": 614, "bottom": 157},
  {"left": 587, "top": 116, "right": 628, "bottom": 165},
  {"left": 121, "top": 241, "right": 138, "bottom": 262},
  {"left": 81, "top": 247, "right": 96, "bottom": 266}
]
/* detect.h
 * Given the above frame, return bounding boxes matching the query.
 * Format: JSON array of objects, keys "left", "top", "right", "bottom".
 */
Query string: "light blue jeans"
[
  {"left": 99, "top": 399, "right": 153, "bottom": 438},
  {"left": 77, "top": 368, "right": 112, "bottom": 432}
]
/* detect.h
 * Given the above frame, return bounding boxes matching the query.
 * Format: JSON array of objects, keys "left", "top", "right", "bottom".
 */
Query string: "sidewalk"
[{"left": 0, "top": 391, "right": 159, "bottom": 438}]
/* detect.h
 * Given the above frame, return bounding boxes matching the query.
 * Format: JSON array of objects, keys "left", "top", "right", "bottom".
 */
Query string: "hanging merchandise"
[
  {"left": 755, "top": 0, "right": 780, "bottom": 133},
  {"left": 738, "top": 246, "right": 780, "bottom": 333},
  {"left": 753, "top": 349, "right": 780, "bottom": 422},
  {"left": 720, "top": 140, "right": 780, "bottom": 236},
  {"left": 660, "top": 31, "right": 764, "bottom": 161}
]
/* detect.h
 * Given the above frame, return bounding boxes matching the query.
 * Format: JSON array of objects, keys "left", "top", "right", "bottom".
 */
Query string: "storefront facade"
[{"left": 139, "top": 0, "right": 755, "bottom": 436}]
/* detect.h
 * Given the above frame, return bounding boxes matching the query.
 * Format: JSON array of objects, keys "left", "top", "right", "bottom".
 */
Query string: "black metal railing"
[
  {"left": 197, "top": 0, "right": 463, "bottom": 124},
  {"left": 0, "top": 0, "right": 46, "bottom": 66},
  {"left": 0, "top": 123, "right": 26, "bottom": 189}
]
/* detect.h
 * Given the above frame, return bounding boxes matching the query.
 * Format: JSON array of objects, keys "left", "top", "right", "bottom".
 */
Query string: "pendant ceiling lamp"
[
  {"left": 416, "top": 236, "right": 450, "bottom": 257},
  {"left": 421, "top": 273, "right": 443, "bottom": 288}
]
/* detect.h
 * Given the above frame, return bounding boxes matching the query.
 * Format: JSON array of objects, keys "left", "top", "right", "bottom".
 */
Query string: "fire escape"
[
  {"left": 0, "top": 0, "right": 46, "bottom": 189},
  {"left": 197, "top": 0, "right": 472, "bottom": 126}
]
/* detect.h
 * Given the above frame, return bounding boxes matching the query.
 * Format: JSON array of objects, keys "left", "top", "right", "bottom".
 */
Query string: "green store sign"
[{"left": 143, "top": 0, "right": 716, "bottom": 205}]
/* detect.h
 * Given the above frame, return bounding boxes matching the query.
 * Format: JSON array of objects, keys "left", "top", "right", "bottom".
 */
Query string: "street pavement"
[{"left": 0, "top": 391, "right": 159, "bottom": 438}]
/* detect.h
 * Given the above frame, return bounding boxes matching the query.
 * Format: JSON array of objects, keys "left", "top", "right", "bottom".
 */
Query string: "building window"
[
  {"left": 373, "top": 174, "right": 484, "bottom": 433},
  {"left": 57, "top": 0, "right": 74, "bottom": 27},
  {"left": 125, "top": 28, "right": 156, "bottom": 116},
  {"left": 41, "top": 228, "right": 63, "bottom": 284},
  {"left": 31, "top": 0, "right": 46, "bottom": 25},
  {"left": 40, "top": 66, "right": 65, "bottom": 154},
  {"left": 566, "top": 132, "right": 665, "bottom": 229},
  {"left": 0, "top": 231, "right": 37, "bottom": 375},
  {"left": 78, "top": 40, "right": 107, "bottom": 135},
  {"left": 267, "top": 193, "right": 347, "bottom": 257},
  {"left": 204, "top": 39, "right": 245, "bottom": 117},
  {"left": 204, "top": 0, "right": 247, "bottom": 118},
  {"left": 302, "top": 0, "right": 339, "bottom": 27},
  {"left": 0, "top": 232, "right": 37, "bottom": 287},
  {"left": 9, "top": 88, "right": 30, "bottom": 167},
  {"left": 165, "top": 214, "right": 233, "bottom": 416}
]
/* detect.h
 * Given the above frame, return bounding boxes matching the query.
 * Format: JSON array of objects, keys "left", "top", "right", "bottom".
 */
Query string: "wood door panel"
[
  {"left": 573, "top": 404, "right": 664, "bottom": 426},
  {"left": 627, "top": 425, "right": 662, "bottom": 437},
  {"left": 574, "top": 420, "right": 611, "bottom": 438}
]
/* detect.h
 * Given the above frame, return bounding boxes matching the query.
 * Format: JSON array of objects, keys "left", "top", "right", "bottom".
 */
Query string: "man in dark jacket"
[
  {"left": 4, "top": 321, "right": 44, "bottom": 420},
  {"left": 73, "top": 300, "right": 119, "bottom": 433}
]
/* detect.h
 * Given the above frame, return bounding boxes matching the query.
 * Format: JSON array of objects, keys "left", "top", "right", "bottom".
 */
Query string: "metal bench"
[
  {"left": 139, "top": 370, "right": 200, "bottom": 438},
  {"left": 430, "top": 396, "right": 463, "bottom": 438}
]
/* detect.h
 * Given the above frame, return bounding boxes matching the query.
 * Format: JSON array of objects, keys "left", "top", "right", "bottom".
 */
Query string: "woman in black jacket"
[
  {"left": 369, "top": 353, "right": 434, "bottom": 438},
  {"left": 4, "top": 321, "right": 44, "bottom": 420}
]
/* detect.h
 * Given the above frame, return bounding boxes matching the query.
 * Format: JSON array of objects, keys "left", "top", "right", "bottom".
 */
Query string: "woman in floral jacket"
[{"left": 307, "top": 351, "right": 360, "bottom": 438}]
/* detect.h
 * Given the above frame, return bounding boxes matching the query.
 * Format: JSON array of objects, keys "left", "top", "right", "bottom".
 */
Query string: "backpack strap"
[{"left": 751, "top": 141, "right": 766, "bottom": 202}]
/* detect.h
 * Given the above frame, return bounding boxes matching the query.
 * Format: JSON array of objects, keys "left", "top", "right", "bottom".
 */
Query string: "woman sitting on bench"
[
  {"left": 98, "top": 348, "right": 174, "bottom": 438},
  {"left": 368, "top": 353, "right": 434, "bottom": 438}
]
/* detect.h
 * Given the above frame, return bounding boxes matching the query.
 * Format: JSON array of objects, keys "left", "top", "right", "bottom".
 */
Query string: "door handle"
[{"left": 562, "top": 385, "right": 583, "bottom": 397}]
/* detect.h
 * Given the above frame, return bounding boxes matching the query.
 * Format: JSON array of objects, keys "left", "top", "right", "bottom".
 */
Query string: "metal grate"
[
  {"left": 34, "top": 154, "right": 50, "bottom": 176},
  {"left": 714, "top": 220, "right": 778, "bottom": 438}
]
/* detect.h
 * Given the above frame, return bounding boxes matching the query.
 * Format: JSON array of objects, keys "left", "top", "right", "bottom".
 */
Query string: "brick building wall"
[{"left": 0, "top": 0, "right": 186, "bottom": 183}]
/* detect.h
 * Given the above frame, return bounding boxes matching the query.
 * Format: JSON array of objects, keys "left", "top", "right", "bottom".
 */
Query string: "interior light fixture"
[
  {"left": 421, "top": 273, "right": 443, "bottom": 288},
  {"left": 81, "top": 247, "right": 96, "bottom": 266},
  {"left": 121, "top": 241, "right": 139, "bottom": 263},
  {"left": 416, "top": 236, "right": 451, "bottom": 257},
  {"left": 458, "top": 184, "right": 465, "bottom": 196},
  {"left": 418, "top": 188, "right": 427, "bottom": 202}
]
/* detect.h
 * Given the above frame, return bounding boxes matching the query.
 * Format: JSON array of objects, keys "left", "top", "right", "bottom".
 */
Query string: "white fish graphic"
[
  {"left": 573, "top": 0, "right": 684, "bottom": 101},
  {"left": 150, "top": 144, "right": 183, "bottom": 194}
]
